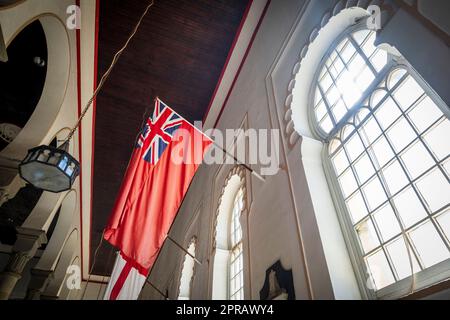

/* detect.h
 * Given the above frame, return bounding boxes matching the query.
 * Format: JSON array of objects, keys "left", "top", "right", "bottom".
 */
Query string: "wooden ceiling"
[{"left": 91, "top": 0, "right": 249, "bottom": 275}]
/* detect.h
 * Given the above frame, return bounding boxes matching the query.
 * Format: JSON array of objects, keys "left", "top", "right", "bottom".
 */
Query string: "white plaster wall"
[
  {"left": 146, "top": 0, "right": 335, "bottom": 300},
  {"left": 146, "top": 0, "right": 450, "bottom": 301},
  {"left": 0, "top": 0, "right": 96, "bottom": 299}
]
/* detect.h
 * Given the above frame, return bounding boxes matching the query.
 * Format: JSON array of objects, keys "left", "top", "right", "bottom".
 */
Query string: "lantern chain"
[{"left": 65, "top": 0, "right": 155, "bottom": 144}]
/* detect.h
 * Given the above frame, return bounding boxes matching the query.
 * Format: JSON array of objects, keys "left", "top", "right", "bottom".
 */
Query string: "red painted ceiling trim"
[
  {"left": 88, "top": 0, "right": 101, "bottom": 279},
  {"left": 75, "top": 0, "right": 84, "bottom": 279}
]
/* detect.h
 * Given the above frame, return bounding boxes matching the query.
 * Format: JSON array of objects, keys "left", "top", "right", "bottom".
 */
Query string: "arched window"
[
  {"left": 178, "top": 240, "right": 196, "bottom": 300},
  {"left": 312, "top": 25, "right": 450, "bottom": 294},
  {"left": 229, "top": 189, "right": 244, "bottom": 300},
  {"left": 212, "top": 173, "right": 246, "bottom": 300}
]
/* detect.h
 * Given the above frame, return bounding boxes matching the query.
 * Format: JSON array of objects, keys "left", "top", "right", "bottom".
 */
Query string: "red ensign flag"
[{"left": 103, "top": 98, "right": 212, "bottom": 300}]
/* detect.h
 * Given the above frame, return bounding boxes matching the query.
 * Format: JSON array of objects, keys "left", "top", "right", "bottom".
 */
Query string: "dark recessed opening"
[
  {"left": 0, "top": 183, "right": 43, "bottom": 245},
  {"left": 0, "top": 20, "right": 47, "bottom": 152},
  {"left": 0, "top": 1, "right": 23, "bottom": 7}
]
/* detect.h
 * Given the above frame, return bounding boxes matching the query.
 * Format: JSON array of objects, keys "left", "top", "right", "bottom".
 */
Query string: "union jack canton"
[{"left": 137, "top": 99, "right": 185, "bottom": 164}]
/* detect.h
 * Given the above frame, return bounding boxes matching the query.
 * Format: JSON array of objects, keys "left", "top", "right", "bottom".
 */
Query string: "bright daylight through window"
[
  {"left": 313, "top": 27, "right": 450, "bottom": 292},
  {"left": 229, "top": 189, "right": 244, "bottom": 300}
]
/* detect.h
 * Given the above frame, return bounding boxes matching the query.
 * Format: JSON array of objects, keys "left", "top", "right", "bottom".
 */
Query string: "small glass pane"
[
  {"left": 345, "top": 134, "right": 365, "bottom": 162},
  {"left": 352, "top": 29, "right": 371, "bottom": 45},
  {"left": 410, "top": 221, "right": 450, "bottom": 268},
  {"left": 355, "top": 67, "right": 375, "bottom": 92},
  {"left": 360, "top": 117, "right": 382, "bottom": 146},
  {"left": 382, "top": 160, "right": 409, "bottom": 195},
  {"left": 361, "top": 32, "right": 377, "bottom": 57},
  {"left": 400, "top": 141, "right": 435, "bottom": 180},
  {"left": 314, "top": 88, "right": 322, "bottom": 106},
  {"left": 436, "top": 210, "right": 450, "bottom": 242},
  {"left": 329, "top": 139, "right": 341, "bottom": 154},
  {"left": 341, "top": 125, "right": 355, "bottom": 141},
  {"left": 346, "top": 191, "right": 368, "bottom": 224},
  {"left": 444, "top": 160, "right": 450, "bottom": 177},
  {"left": 320, "top": 72, "right": 333, "bottom": 92},
  {"left": 355, "top": 107, "right": 370, "bottom": 126},
  {"left": 386, "top": 237, "right": 421, "bottom": 280},
  {"left": 341, "top": 41, "right": 356, "bottom": 62},
  {"left": 336, "top": 39, "right": 347, "bottom": 52},
  {"left": 329, "top": 58, "right": 345, "bottom": 78},
  {"left": 336, "top": 72, "right": 363, "bottom": 108},
  {"left": 339, "top": 168, "right": 358, "bottom": 198},
  {"left": 371, "top": 137, "right": 395, "bottom": 168},
  {"left": 354, "top": 153, "right": 375, "bottom": 184},
  {"left": 407, "top": 97, "right": 443, "bottom": 133},
  {"left": 326, "top": 85, "right": 341, "bottom": 106},
  {"left": 370, "top": 49, "right": 388, "bottom": 72},
  {"left": 373, "top": 204, "right": 401, "bottom": 242},
  {"left": 348, "top": 54, "right": 366, "bottom": 76},
  {"left": 362, "top": 177, "right": 387, "bottom": 211},
  {"left": 423, "top": 119, "right": 450, "bottom": 160},
  {"left": 416, "top": 169, "right": 450, "bottom": 213},
  {"left": 366, "top": 250, "right": 395, "bottom": 290},
  {"left": 375, "top": 97, "right": 401, "bottom": 130},
  {"left": 356, "top": 218, "right": 380, "bottom": 253},
  {"left": 319, "top": 116, "right": 334, "bottom": 133},
  {"left": 370, "top": 89, "right": 387, "bottom": 108},
  {"left": 386, "top": 118, "right": 417, "bottom": 153},
  {"left": 332, "top": 149, "right": 349, "bottom": 175},
  {"left": 315, "top": 101, "right": 327, "bottom": 121},
  {"left": 332, "top": 99, "right": 347, "bottom": 123},
  {"left": 393, "top": 76, "right": 424, "bottom": 110},
  {"left": 387, "top": 68, "right": 407, "bottom": 90},
  {"left": 393, "top": 187, "right": 428, "bottom": 228}
]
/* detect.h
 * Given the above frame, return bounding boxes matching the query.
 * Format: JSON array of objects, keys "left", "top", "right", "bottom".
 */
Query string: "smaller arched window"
[
  {"left": 212, "top": 173, "right": 246, "bottom": 300},
  {"left": 178, "top": 240, "right": 196, "bottom": 300},
  {"left": 229, "top": 189, "right": 244, "bottom": 300},
  {"left": 311, "top": 23, "right": 450, "bottom": 297}
]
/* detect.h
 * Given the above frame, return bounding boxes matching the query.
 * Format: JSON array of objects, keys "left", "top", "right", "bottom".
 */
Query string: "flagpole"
[
  {"left": 155, "top": 97, "right": 266, "bottom": 183},
  {"left": 212, "top": 141, "right": 266, "bottom": 183},
  {"left": 137, "top": 97, "right": 266, "bottom": 298},
  {"left": 166, "top": 235, "right": 202, "bottom": 265},
  {"left": 145, "top": 279, "right": 169, "bottom": 300}
]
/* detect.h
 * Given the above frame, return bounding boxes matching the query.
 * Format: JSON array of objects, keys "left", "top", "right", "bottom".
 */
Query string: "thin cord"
[
  {"left": 76, "top": 0, "right": 154, "bottom": 299},
  {"left": 65, "top": 0, "right": 155, "bottom": 143}
]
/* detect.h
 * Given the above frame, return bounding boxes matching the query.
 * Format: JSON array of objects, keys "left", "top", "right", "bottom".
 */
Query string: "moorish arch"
[
  {"left": 0, "top": 13, "right": 70, "bottom": 187},
  {"left": 211, "top": 165, "right": 248, "bottom": 300}
]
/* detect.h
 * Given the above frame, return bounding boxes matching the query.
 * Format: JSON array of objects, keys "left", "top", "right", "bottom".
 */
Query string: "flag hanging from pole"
[{"left": 103, "top": 98, "right": 212, "bottom": 300}]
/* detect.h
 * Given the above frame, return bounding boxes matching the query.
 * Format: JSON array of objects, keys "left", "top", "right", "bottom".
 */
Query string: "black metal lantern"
[{"left": 19, "top": 144, "right": 80, "bottom": 193}]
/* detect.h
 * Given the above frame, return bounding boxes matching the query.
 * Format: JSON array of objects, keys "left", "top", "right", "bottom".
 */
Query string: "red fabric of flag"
[{"left": 104, "top": 99, "right": 212, "bottom": 278}]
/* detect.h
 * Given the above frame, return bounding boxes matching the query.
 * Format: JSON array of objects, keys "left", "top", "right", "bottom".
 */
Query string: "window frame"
[
  {"left": 228, "top": 188, "right": 245, "bottom": 300},
  {"left": 310, "top": 22, "right": 450, "bottom": 300}
]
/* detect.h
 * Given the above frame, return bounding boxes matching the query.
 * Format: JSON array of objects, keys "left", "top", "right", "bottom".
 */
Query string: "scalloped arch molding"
[{"left": 280, "top": 0, "right": 396, "bottom": 148}]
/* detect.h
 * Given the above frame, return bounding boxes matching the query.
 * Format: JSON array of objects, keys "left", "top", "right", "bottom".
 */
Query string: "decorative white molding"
[
  {"left": 211, "top": 165, "right": 247, "bottom": 252},
  {"left": 281, "top": 0, "right": 397, "bottom": 150}
]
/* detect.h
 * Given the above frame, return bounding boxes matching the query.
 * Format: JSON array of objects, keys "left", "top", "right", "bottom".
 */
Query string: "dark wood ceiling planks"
[{"left": 91, "top": 0, "right": 249, "bottom": 275}]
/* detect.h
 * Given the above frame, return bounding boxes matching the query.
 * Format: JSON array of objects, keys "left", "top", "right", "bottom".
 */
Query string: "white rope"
[
  {"left": 79, "top": 0, "right": 155, "bottom": 300},
  {"left": 66, "top": 0, "right": 155, "bottom": 143}
]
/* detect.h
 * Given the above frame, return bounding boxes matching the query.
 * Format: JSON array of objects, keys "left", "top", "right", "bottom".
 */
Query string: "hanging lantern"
[
  {"left": 19, "top": 144, "right": 80, "bottom": 193},
  {"left": 16, "top": 1, "right": 155, "bottom": 193}
]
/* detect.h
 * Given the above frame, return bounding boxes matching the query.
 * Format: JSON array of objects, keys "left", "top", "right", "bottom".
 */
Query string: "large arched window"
[
  {"left": 229, "top": 189, "right": 244, "bottom": 300},
  {"left": 312, "top": 25, "right": 450, "bottom": 295},
  {"left": 178, "top": 239, "right": 196, "bottom": 300}
]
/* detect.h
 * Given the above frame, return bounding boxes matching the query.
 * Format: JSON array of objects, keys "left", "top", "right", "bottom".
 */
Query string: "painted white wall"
[{"left": 146, "top": 0, "right": 450, "bottom": 301}]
